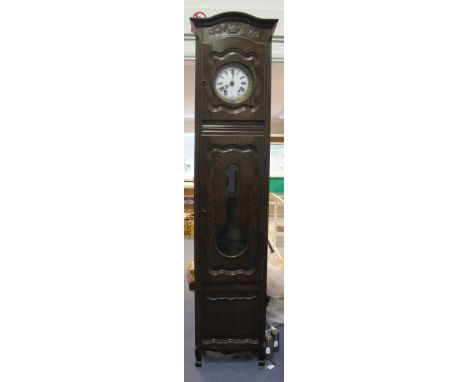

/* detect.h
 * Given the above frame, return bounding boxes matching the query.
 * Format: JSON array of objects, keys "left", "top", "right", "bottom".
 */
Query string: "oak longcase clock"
[{"left": 190, "top": 12, "right": 277, "bottom": 367}]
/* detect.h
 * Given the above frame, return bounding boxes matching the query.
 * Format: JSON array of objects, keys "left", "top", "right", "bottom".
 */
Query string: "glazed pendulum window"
[{"left": 216, "top": 164, "right": 247, "bottom": 257}]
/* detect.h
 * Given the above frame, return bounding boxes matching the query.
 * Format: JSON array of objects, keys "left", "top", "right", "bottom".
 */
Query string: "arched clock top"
[
  {"left": 190, "top": 12, "right": 277, "bottom": 39},
  {"left": 190, "top": 11, "right": 277, "bottom": 29}
]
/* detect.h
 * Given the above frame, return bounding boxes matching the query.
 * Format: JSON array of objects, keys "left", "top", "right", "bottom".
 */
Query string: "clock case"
[{"left": 190, "top": 12, "right": 278, "bottom": 367}]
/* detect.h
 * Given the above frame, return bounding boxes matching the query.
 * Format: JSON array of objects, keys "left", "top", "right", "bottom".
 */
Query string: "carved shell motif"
[{"left": 209, "top": 22, "right": 260, "bottom": 39}]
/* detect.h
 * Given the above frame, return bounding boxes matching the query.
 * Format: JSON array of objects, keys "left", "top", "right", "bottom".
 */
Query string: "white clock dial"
[{"left": 213, "top": 65, "right": 252, "bottom": 103}]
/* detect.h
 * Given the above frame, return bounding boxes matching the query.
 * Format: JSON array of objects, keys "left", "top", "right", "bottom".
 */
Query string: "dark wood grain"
[{"left": 190, "top": 12, "right": 277, "bottom": 367}]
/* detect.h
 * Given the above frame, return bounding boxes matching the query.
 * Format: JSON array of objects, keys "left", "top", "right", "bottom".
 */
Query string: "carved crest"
[{"left": 209, "top": 22, "right": 260, "bottom": 38}]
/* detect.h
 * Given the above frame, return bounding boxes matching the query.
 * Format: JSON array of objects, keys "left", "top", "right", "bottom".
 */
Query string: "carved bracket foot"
[{"left": 195, "top": 348, "right": 202, "bottom": 367}]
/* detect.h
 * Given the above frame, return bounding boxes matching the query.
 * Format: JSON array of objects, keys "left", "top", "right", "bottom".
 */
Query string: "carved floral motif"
[{"left": 209, "top": 22, "right": 260, "bottom": 38}]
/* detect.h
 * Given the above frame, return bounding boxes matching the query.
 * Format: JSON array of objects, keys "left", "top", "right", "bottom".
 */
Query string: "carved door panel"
[
  {"left": 200, "top": 285, "right": 263, "bottom": 350},
  {"left": 197, "top": 34, "right": 270, "bottom": 122},
  {"left": 197, "top": 133, "right": 267, "bottom": 284}
]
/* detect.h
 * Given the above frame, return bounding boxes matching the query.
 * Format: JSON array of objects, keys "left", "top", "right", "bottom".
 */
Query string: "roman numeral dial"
[{"left": 213, "top": 64, "right": 253, "bottom": 103}]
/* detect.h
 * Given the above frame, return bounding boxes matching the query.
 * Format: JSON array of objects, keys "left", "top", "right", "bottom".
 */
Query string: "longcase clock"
[{"left": 190, "top": 12, "right": 278, "bottom": 367}]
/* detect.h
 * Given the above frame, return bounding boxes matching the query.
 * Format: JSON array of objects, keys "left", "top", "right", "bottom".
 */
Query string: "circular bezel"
[{"left": 212, "top": 63, "right": 254, "bottom": 104}]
